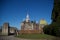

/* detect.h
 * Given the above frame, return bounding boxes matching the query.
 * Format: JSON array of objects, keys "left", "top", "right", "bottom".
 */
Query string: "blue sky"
[{"left": 0, "top": 0, "right": 54, "bottom": 30}]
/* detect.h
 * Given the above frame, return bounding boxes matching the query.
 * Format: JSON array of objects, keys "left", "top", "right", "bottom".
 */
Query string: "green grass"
[{"left": 16, "top": 34, "right": 56, "bottom": 39}]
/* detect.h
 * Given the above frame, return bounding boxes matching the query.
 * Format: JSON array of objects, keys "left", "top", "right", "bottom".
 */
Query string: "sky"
[{"left": 0, "top": 0, "right": 54, "bottom": 30}]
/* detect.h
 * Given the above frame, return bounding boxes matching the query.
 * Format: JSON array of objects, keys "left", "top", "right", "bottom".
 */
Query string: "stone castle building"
[
  {"left": 2, "top": 23, "right": 9, "bottom": 35},
  {"left": 1, "top": 14, "right": 48, "bottom": 35},
  {"left": 20, "top": 14, "right": 48, "bottom": 34},
  {"left": 2, "top": 23, "right": 17, "bottom": 35}
]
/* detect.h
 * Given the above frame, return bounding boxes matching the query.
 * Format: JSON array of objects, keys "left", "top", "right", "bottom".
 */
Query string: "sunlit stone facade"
[
  {"left": 2, "top": 23, "right": 9, "bottom": 35},
  {"left": 20, "top": 14, "right": 43, "bottom": 34},
  {"left": 2, "top": 23, "right": 17, "bottom": 35}
]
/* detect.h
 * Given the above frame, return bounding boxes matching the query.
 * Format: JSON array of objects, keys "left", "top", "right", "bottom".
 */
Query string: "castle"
[
  {"left": 20, "top": 14, "right": 48, "bottom": 34},
  {"left": 0, "top": 14, "right": 48, "bottom": 35}
]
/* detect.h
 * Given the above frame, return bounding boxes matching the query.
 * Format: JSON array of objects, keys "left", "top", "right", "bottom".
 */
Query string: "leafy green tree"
[{"left": 43, "top": 0, "right": 60, "bottom": 37}]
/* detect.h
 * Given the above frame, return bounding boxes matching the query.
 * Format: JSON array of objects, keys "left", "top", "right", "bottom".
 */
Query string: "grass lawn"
[{"left": 16, "top": 34, "right": 57, "bottom": 39}]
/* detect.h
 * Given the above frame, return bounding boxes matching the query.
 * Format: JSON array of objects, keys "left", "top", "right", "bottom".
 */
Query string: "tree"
[{"left": 43, "top": 0, "right": 60, "bottom": 37}]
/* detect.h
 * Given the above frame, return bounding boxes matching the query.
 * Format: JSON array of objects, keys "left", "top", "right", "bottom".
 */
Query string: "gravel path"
[
  {"left": 0, "top": 35, "right": 48, "bottom": 40},
  {"left": 0, "top": 35, "right": 60, "bottom": 40}
]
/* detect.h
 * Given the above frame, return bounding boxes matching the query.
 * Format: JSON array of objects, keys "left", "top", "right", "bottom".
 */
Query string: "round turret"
[{"left": 40, "top": 19, "right": 48, "bottom": 25}]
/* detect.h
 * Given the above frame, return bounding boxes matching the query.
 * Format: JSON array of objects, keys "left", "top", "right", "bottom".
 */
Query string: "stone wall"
[{"left": 19, "top": 30, "right": 43, "bottom": 34}]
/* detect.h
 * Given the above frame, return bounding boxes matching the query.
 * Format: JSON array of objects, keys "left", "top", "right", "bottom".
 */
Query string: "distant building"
[
  {"left": 1, "top": 14, "right": 48, "bottom": 35},
  {"left": 2, "top": 23, "right": 9, "bottom": 35},
  {"left": 39, "top": 19, "right": 48, "bottom": 34},
  {"left": 20, "top": 14, "right": 44, "bottom": 34},
  {"left": 9, "top": 27, "right": 17, "bottom": 35},
  {"left": 2, "top": 23, "right": 17, "bottom": 35},
  {"left": 39, "top": 19, "right": 48, "bottom": 28}
]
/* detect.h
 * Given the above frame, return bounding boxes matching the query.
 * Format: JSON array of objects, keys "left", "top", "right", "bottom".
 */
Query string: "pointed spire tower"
[{"left": 26, "top": 13, "right": 30, "bottom": 22}]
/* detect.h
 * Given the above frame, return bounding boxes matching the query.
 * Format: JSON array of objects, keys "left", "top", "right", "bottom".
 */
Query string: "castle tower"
[
  {"left": 39, "top": 19, "right": 48, "bottom": 28},
  {"left": 26, "top": 14, "right": 30, "bottom": 22},
  {"left": 2, "top": 23, "right": 9, "bottom": 35},
  {"left": 40, "top": 19, "right": 48, "bottom": 25}
]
